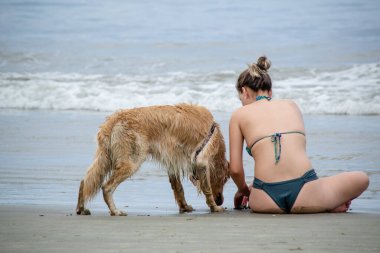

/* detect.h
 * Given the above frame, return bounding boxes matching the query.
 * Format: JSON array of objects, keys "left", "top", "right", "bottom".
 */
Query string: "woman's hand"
[{"left": 234, "top": 184, "right": 250, "bottom": 209}]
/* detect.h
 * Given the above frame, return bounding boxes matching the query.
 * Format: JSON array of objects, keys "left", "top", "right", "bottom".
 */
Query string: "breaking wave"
[{"left": 1, "top": 62, "right": 379, "bottom": 115}]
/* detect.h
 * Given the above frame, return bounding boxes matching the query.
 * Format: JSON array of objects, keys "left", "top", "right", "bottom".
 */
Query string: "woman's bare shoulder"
[
  {"left": 230, "top": 106, "right": 252, "bottom": 127},
  {"left": 275, "top": 99, "right": 301, "bottom": 110},
  {"left": 232, "top": 104, "right": 250, "bottom": 115},
  {"left": 230, "top": 107, "right": 243, "bottom": 122},
  {"left": 275, "top": 98, "right": 296, "bottom": 104}
]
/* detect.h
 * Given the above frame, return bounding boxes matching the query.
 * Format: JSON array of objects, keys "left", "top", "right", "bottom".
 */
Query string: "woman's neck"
[{"left": 255, "top": 91, "right": 270, "bottom": 97}]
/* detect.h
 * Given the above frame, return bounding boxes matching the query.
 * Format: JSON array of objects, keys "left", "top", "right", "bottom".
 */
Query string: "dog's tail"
[
  {"left": 79, "top": 117, "right": 117, "bottom": 207},
  {"left": 81, "top": 129, "right": 112, "bottom": 203}
]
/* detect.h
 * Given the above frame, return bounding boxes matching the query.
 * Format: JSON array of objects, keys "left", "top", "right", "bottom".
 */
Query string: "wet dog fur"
[{"left": 76, "top": 104, "right": 230, "bottom": 216}]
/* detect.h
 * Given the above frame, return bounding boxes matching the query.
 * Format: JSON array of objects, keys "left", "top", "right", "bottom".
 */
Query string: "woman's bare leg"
[{"left": 291, "top": 171, "right": 369, "bottom": 213}]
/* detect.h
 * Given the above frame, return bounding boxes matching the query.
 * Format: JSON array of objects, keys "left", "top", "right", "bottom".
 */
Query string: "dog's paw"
[
  {"left": 110, "top": 210, "right": 128, "bottom": 216},
  {"left": 210, "top": 205, "right": 224, "bottom": 212},
  {"left": 180, "top": 205, "right": 194, "bottom": 213},
  {"left": 77, "top": 208, "right": 91, "bottom": 215}
]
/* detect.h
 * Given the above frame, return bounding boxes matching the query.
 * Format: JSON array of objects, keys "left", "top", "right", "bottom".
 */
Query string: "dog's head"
[
  {"left": 190, "top": 122, "right": 230, "bottom": 206},
  {"left": 210, "top": 125, "right": 230, "bottom": 206},
  {"left": 210, "top": 159, "right": 230, "bottom": 206},
  {"left": 190, "top": 159, "right": 229, "bottom": 206}
]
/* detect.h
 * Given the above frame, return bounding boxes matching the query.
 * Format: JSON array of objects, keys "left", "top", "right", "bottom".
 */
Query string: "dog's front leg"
[
  {"left": 197, "top": 166, "right": 224, "bottom": 212},
  {"left": 169, "top": 175, "right": 194, "bottom": 213}
]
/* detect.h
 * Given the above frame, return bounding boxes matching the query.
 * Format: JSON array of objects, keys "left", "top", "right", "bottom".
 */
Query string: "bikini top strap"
[
  {"left": 247, "top": 131, "right": 306, "bottom": 163},
  {"left": 248, "top": 134, "right": 274, "bottom": 150},
  {"left": 281, "top": 131, "right": 305, "bottom": 136},
  {"left": 248, "top": 131, "right": 305, "bottom": 150}
]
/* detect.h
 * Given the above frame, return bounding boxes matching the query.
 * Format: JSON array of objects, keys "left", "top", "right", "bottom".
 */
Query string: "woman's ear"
[
  {"left": 269, "top": 90, "right": 273, "bottom": 97},
  {"left": 243, "top": 87, "right": 256, "bottom": 100},
  {"left": 241, "top": 87, "right": 248, "bottom": 99}
]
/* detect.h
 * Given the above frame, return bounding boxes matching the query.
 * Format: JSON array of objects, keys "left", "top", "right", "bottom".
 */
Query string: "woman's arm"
[{"left": 229, "top": 111, "right": 250, "bottom": 197}]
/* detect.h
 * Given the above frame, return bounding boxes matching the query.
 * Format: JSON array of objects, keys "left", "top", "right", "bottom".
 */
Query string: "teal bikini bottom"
[{"left": 253, "top": 169, "right": 318, "bottom": 213}]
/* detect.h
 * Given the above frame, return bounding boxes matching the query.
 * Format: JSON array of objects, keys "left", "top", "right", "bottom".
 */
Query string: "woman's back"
[{"left": 239, "top": 99, "right": 312, "bottom": 182}]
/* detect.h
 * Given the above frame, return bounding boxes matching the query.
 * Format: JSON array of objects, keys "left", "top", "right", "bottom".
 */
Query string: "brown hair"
[{"left": 236, "top": 56, "right": 272, "bottom": 93}]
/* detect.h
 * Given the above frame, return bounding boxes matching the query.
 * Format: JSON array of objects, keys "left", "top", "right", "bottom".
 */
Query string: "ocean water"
[
  {"left": 0, "top": 0, "right": 380, "bottom": 114},
  {"left": 0, "top": 1, "right": 380, "bottom": 214}
]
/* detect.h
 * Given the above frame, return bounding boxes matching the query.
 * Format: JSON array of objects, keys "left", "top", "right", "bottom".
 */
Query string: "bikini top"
[{"left": 245, "top": 131, "right": 305, "bottom": 164}]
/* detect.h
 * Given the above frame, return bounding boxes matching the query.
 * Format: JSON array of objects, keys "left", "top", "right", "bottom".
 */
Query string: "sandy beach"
[{"left": 0, "top": 205, "right": 379, "bottom": 253}]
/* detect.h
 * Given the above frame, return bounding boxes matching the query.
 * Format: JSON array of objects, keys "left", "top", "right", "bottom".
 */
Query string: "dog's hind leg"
[
  {"left": 102, "top": 161, "right": 138, "bottom": 216},
  {"left": 76, "top": 180, "right": 91, "bottom": 215},
  {"left": 197, "top": 166, "right": 224, "bottom": 212},
  {"left": 168, "top": 175, "right": 194, "bottom": 213}
]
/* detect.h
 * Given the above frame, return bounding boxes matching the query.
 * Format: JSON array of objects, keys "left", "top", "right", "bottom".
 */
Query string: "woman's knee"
[
  {"left": 342, "top": 171, "right": 369, "bottom": 196},
  {"left": 353, "top": 171, "right": 369, "bottom": 191}
]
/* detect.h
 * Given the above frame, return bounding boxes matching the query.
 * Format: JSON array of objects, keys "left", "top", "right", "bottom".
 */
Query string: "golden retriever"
[{"left": 76, "top": 104, "right": 229, "bottom": 216}]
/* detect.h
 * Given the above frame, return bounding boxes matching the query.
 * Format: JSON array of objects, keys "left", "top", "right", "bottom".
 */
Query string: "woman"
[{"left": 229, "top": 56, "right": 369, "bottom": 213}]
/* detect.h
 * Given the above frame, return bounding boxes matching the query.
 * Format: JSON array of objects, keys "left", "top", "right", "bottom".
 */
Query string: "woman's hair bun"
[{"left": 257, "top": 56, "right": 271, "bottom": 71}]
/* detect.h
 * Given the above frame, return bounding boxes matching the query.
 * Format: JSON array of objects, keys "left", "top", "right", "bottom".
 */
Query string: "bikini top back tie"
[
  {"left": 271, "top": 133, "right": 282, "bottom": 164},
  {"left": 245, "top": 131, "right": 305, "bottom": 164}
]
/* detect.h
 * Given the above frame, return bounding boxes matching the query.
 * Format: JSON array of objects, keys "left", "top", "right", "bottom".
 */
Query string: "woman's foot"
[{"left": 330, "top": 201, "right": 352, "bottom": 213}]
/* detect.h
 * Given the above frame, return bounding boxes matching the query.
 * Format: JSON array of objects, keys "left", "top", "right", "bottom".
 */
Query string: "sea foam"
[{"left": 0, "top": 62, "right": 379, "bottom": 115}]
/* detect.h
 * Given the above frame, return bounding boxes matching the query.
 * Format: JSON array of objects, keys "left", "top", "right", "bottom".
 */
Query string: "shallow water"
[{"left": 0, "top": 110, "right": 379, "bottom": 215}]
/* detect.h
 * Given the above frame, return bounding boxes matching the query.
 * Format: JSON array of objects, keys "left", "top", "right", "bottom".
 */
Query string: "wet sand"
[{"left": 1, "top": 205, "right": 379, "bottom": 253}]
